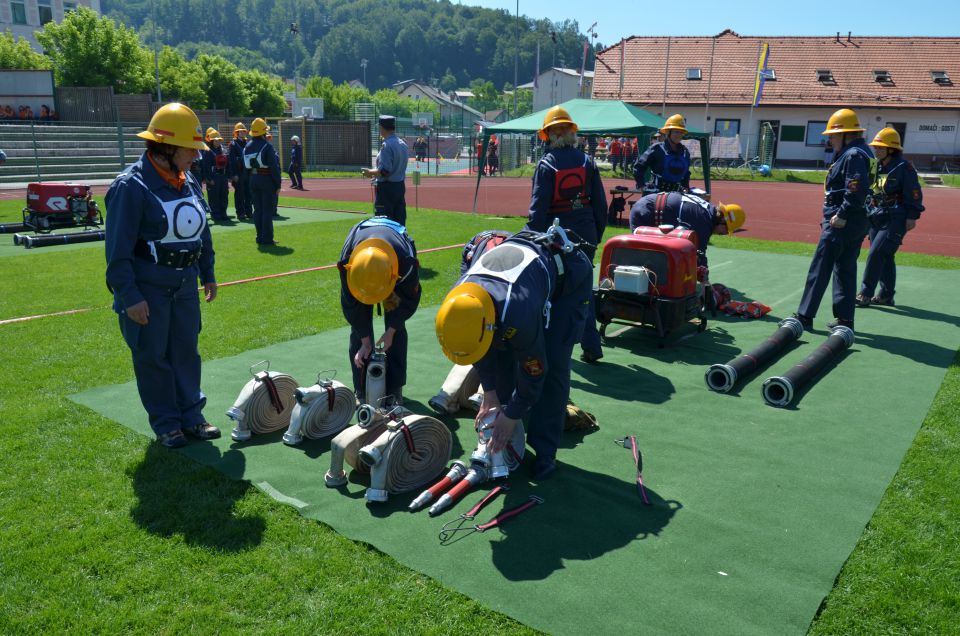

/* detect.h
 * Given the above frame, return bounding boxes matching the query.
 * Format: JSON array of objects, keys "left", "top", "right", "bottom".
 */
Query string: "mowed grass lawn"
[{"left": 0, "top": 194, "right": 957, "bottom": 634}]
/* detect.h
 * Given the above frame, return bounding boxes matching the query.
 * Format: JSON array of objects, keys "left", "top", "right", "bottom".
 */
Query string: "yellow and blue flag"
[{"left": 753, "top": 42, "right": 770, "bottom": 107}]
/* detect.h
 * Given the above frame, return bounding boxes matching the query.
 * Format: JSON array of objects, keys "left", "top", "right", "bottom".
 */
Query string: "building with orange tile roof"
[{"left": 594, "top": 30, "right": 960, "bottom": 168}]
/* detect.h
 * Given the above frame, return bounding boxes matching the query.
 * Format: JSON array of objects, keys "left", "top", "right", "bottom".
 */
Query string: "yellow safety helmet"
[
  {"left": 822, "top": 108, "right": 865, "bottom": 135},
  {"left": 660, "top": 113, "right": 688, "bottom": 135},
  {"left": 538, "top": 106, "right": 578, "bottom": 141},
  {"left": 344, "top": 238, "right": 399, "bottom": 305},
  {"left": 435, "top": 282, "right": 496, "bottom": 365},
  {"left": 137, "top": 103, "right": 207, "bottom": 150},
  {"left": 718, "top": 202, "right": 745, "bottom": 233},
  {"left": 869, "top": 127, "right": 902, "bottom": 150},
  {"left": 233, "top": 122, "right": 247, "bottom": 136},
  {"left": 250, "top": 117, "right": 270, "bottom": 137},
  {"left": 205, "top": 127, "right": 222, "bottom": 142}
]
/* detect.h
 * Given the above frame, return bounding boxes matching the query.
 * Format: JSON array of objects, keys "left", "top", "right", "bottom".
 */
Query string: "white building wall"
[
  {"left": 0, "top": 0, "right": 100, "bottom": 50},
  {"left": 648, "top": 103, "right": 960, "bottom": 165},
  {"left": 532, "top": 69, "right": 593, "bottom": 112}
]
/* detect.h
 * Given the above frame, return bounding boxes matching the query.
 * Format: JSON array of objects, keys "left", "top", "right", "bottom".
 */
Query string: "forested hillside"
[{"left": 102, "top": 0, "right": 600, "bottom": 90}]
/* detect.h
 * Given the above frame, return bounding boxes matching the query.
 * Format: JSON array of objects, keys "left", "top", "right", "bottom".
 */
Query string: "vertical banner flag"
[
  {"left": 618, "top": 38, "right": 626, "bottom": 93},
  {"left": 579, "top": 40, "right": 589, "bottom": 90},
  {"left": 753, "top": 42, "right": 770, "bottom": 107},
  {"left": 534, "top": 41, "right": 540, "bottom": 89}
]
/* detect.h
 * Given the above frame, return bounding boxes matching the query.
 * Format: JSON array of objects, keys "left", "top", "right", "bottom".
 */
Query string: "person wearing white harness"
[
  {"left": 105, "top": 103, "right": 219, "bottom": 449},
  {"left": 435, "top": 228, "right": 593, "bottom": 480}
]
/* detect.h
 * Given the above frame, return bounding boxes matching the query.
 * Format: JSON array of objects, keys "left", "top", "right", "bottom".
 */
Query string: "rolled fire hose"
[
  {"left": 20, "top": 230, "right": 106, "bottom": 249},
  {"left": 0, "top": 222, "right": 28, "bottom": 234},
  {"left": 761, "top": 325, "right": 855, "bottom": 407},
  {"left": 227, "top": 362, "right": 300, "bottom": 441},
  {"left": 364, "top": 350, "right": 387, "bottom": 406},
  {"left": 428, "top": 364, "right": 484, "bottom": 415},
  {"left": 358, "top": 414, "right": 453, "bottom": 503},
  {"left": 282, "top": 375, "right": 357, "bottom": 445},
  {"left": 705, "top": 316, "right": 805, "bottom": 393}
]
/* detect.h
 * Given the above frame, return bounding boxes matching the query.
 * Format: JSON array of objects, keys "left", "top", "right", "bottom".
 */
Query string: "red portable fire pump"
[
  {"left": 1, "top": 183, "right": 104, "bottom": 249},
  {"left": 593, "top": 225, "right": 708, "bottom": 345}
]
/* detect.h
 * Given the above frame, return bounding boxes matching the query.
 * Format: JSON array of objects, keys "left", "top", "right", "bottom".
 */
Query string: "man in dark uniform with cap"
[
  {"left": 527, "top": 105, "right": 607, "bottom": 363},
  {"left": 362, "top": 115, "right": 409, "bottom": 225},
  {"left": 339, "top": 216, "right": 421, "bottom": 404},
  {"left": 435, "top": 226, "right": 594, "bottom": 480}
]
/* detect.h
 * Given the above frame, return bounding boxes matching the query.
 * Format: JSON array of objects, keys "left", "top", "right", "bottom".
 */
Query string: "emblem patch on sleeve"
[
  {"left": 523, "top": 357, "right": 544, "bottom": 377},
  {"left": 847, "top": 179, "right": 859, "bottom": 192},
  {"left": 912, "top": 189, "right": 921, "bottom": 200},
  {"left": 503, "top": 327, "right": 517, "bottom": 340}
]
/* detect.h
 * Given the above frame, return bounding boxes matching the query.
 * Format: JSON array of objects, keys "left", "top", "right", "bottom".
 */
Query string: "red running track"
[
  {"left": 5, "top": 176, "right": 957, "bottom": 256},
  {"left": 281, "top": 176, "right": 960, "bottom": 258}
]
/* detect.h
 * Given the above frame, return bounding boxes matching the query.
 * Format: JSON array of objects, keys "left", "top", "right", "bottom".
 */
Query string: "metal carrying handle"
[
  {"left": 316, "top": 369, "right": 337, "bottom": 385},
  {"left": 249, "top": 360, "right": 271, "bottom": 378}
]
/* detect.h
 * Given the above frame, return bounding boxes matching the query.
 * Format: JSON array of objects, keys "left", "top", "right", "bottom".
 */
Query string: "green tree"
[
  {"left": 467, "top": 79, "right": 499, "bottom": 113},
  {"left": 371, "top": 89, "right": 438, "bottom": 119},
  {"left": 157, "top": 47, "right": 208, "bottom": 109},
  {"left": 196, "top": 54, "right": 250, "bottom": 116},
  {"left": 36, "top": 6, "right": 151, "bottom": 93},
  {"left": 242, "top": 70, "right": 287, "bottom": 117},
  {"left": 0, "top": 32, "right": 50, "bottom": 70},
  {"left": 301, "top": 76, "right": 371, "bottom": 120},
  {"left": 439, "top": 70, "right": 457, "bottom": 92}
]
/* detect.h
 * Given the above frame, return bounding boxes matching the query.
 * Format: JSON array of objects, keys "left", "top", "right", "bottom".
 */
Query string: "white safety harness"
[{"left": 131, "top": 174, "right": 207, "bottom": 267}]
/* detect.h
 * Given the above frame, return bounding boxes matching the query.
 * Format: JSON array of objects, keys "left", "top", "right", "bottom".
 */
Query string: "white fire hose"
[
  {"left": 227, "top": 361, "right": 300, "bottom": 441},
  {"left": 325, "top": 405, "right": 453, "bottom": 503},
  {"left": 282, "top": 373, "right": 357, "bottom": 446},
  {"left": 428, "top": 364, "right": 484, "bottom": 415}
]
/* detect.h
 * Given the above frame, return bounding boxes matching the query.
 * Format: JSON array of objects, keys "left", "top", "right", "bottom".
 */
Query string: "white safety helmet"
[{"left": 291, "top": 135, "right": 300, "bottom": 143}]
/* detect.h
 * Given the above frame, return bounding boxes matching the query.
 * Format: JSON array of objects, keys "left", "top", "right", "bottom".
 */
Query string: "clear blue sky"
[{"left": 464, "top": 0, "right": 960, "bottom": 46}]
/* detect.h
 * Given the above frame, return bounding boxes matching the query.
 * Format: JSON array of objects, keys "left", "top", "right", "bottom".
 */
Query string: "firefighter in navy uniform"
[
  {"left": 629, "top": 191, "right": 746, "bottom": 266},
  {"left": 289, "top": 135, "right": 304, "bottom": 190},
  {"left": 361, "top": 115, "right": 408, "bottom": 225},
  {"left": 633, "top": 114, "right": 692, "bottom": 194},
  {"left": 228, "top": 122, "right": 251, "bottom": 220},
  {"left": 527, "top": 106, "right": 607, "bottom": 363},
  {"left": 104, "top": 103, "right": 220, "bottom": 449},
  {"left": 243, "top": 118, "right": 282, "bottom": 245},
  {"left": 200, "top": 127, "right": 230, "bottom": 222},
  {"left": 794, "top": 108, "right": 875, "bottom": 331},
  {"left": 339, "top": 216, "right": 421, "bottom": 405},
  {"left": 435, "top": 227, "right": 594, "bottom": 480},
  {"left": 857, "top": 128, "right": 924, "bottom": 307}
]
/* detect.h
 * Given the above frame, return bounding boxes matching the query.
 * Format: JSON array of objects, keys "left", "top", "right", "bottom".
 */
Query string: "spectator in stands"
[
  {"left": 0, "top": 149, "right": 6, "bottom": 164},
  {"left": 39, "top": 104, "right": 51, "bottom": 122}
]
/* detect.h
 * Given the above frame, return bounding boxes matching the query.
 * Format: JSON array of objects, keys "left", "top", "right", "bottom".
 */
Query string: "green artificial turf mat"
[
  {"left": 0, "top": 207, "right": 361, "bottom": 258},
  {"left": 70, "top": 247, "right": 960, "bottom": 635}
]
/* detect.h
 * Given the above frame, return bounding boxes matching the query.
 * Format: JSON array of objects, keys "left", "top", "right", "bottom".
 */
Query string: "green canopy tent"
[{"left": 474, "top": 98, "right": 712, "bottom": 212}]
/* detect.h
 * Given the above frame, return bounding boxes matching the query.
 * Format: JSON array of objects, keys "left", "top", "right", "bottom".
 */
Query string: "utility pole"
[
  {"left": 361, "top": 58, "right": 368, "bottom": 88},
  {"left": 290, "top": 22, "right": 300, "bottom": 95},
  {"left": 513, "top": 0, "right": 519, "bottom": 116}
]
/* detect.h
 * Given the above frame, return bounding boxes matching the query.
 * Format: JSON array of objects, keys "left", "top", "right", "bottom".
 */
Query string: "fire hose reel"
[
  {"left": 227, "top": 361, "right": 300, "bottom": 442},
  {"left": 282, "top": 371, "right": 357, "bottom": 445}
]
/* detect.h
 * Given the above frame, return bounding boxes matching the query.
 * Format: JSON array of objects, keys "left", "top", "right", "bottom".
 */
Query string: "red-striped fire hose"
[{"left": 616, "top": 436, "right": 651, "bottom": 505}]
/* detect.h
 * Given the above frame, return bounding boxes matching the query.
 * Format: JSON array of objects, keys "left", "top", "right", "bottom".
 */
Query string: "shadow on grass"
[
  {"left": 486, "top": 462, "right": 682, "bottom": 581},
  {"left": 853, "top": 329, "right": 957, "bottom": 368},
  {"left": 256, "top": 243, "right": 294, "bottom": 256},
  {"left": 128, "top": 442, "right": 265, "bottom": 551},
  {"left": 419, "top": 266, "right": 439, "bottom": 281},
  {"left": 882, "top": 304, "right": 960, "bottom": 329}
]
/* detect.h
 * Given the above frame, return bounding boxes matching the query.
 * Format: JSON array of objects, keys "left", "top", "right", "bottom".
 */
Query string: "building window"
[
  {"left": 805, "top": 121, "right": 829, "bottom": 146},
  {"left": 686, "top": 68, "right": 702, "bottom": 80},
  {"left": 779, "top": 125, "right": 805, "bottom": 143},
  {"left": 873, "top": 70, "right": 894, "bottom": 86},
  {"left": 816, "top": 69, "right": 836, "bottom": 85},
  {"left": 38, "top": 0, "right": 53, "bottom": 24},
  {"left": 931, "top": 70, "right": 953, "bottom": 86},
  {"left": 761, "top": 69, "right": 776, "bottom": 81},
  {"left": 11, "top": 1, "right": 27, "bottom": 24},
  {"left": 64, "top": 1, "right": 78, "bottom": 13},
  {"left": 714, "top": 119, "right": 740, "bottom": 138}
]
